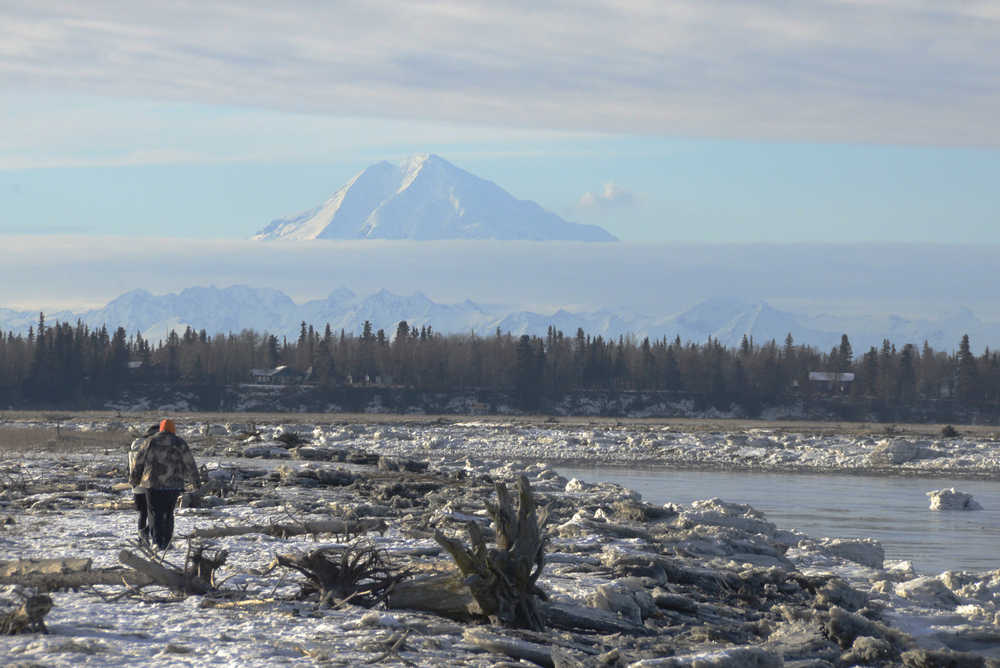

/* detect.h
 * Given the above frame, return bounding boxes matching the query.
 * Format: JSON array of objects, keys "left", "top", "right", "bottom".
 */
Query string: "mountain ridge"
[{"left": 2, "top": 285, "right": 997, "bottom": 355}]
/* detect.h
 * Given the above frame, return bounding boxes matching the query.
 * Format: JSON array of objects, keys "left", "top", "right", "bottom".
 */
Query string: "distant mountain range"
[
  {"left": 2, "top": 286, "right": 996, "bottom": 354},
  {"left": 252, "top": 154, "right": 616, "bottom": 242}
]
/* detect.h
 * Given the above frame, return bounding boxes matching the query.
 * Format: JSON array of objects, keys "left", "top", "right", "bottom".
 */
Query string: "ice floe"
[{"left": 928, "top": 487, "right": 984, "bottom": 510}]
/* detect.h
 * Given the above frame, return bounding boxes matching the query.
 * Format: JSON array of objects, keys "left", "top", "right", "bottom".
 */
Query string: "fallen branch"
[
  {"left": 198, "top": 598, "right": 280, "bottom": 611},
  {"left": 365, "top": 629, "right": 414, "bottom": 666},
  {"left": 189, "top": 518, "right": 387, "bottom": 539},
  {"left": 462, "top": 627, "right": 553, "bottom": 668}
]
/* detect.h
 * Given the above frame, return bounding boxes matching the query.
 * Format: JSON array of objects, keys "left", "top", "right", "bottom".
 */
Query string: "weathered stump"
[
  {"left": 274, "top": 542, "right": 407, "bottom": 607},
  {"left": 435, "top": 474, "right": 549, "bottom": 630},
  {"left": 188, "top": 543, "right": 228, "bottom": 588},
  {"left": 1, "top": 594, "right": 53, "bottom": 634}
]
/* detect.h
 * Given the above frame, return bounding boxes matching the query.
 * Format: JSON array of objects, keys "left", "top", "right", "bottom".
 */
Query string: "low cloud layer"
[
  {"left": 2, "top": 237, "right": 997, "bottom": 323},
  {"left": 2, "top": 1, "right": 999, "bottom": 146}
]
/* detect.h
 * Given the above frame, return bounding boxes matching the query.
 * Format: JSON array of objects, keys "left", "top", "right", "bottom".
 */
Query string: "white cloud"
[
  {"left": 0, "top": 93, "right": 594, "bottom": 169},
  {"left": 0, "top": 1, "right": 998, "bottom": 146},
  {"left": 579, "top": 183, "right": 635, "bottom": 210}
]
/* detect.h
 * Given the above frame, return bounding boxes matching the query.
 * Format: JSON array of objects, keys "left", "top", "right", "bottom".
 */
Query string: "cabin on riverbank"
[
  {"left": 249, "top": 365, "right": 309, "bottom": 385},
  {"left": 808, "top": 371, "right": 855, "bottom": 393}
]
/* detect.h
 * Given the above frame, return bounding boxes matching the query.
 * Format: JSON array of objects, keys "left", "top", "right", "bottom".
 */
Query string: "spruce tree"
[
  {"left": 838, "top": 334, "right": 853, "bottom": 372},
  {"left": 957, "top": 334, "right": 979, "bottom": 402}
]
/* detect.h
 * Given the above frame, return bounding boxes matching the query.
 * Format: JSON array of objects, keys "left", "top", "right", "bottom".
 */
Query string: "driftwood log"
[
  {"left": 462, "top": 627, "right": 555, "bottom": 667},
  {"left": 0, "top": 594, "right": 53, "bottom": 634},
  {"left": 435, "top": 475, "right": 549, "bottom": 631},
  {"left": 538, "top": 600, "right": 652, "bottom": 636},
  {"left": 0, "top": 568, "right": 153, "bottom": 590},
  {"left": 189, "top": 518, "right": 387, "bottom": 540},
  {"left": 388, "top": 572, "right": 483, "bottom": 620},
  {"left": 0, "top": 558, "right": 153, "bottom": 590},
  {"left": 0, "top": 558, "right": 93, "bottom": 578},
  {"left": 118, "top": 550, "right": 210, "bottom": 595}
]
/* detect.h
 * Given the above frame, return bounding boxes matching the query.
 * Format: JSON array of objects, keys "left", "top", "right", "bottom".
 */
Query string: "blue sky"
[
  {"left": 1, "top": 1, "right": 998, "bottom": 312},
  {"left": 2, "top": 105, "right": 997, "bottom": 244}
]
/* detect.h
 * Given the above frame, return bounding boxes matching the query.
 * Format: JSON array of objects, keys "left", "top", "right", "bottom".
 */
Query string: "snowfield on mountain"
[{"left": 252, "top": 154, "right": 617, "bottom": 242}]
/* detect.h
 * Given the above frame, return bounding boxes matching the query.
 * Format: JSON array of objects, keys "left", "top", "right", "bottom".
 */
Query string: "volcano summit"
[{"left": 253, "top": 154, "right": 617, "bottom": 242}]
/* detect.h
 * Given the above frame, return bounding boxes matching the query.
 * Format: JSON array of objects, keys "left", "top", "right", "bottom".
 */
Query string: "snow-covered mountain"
[
  {"left": 3, "top": 286, "right": 998, "bottom": 353},
  {"left": 253, "top": 154, "right": 617, "bottom": 242},
  {"left": 657, "top": 298, "right": 834, "bottom": 350}
]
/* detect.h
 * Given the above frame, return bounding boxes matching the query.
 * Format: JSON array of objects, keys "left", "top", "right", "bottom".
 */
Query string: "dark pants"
[
  {"left": 145, "top": 489, "right": 181, "bottom": 550},
  {"left": 133, "top": 492, "right": 149, "bottom": 541}
]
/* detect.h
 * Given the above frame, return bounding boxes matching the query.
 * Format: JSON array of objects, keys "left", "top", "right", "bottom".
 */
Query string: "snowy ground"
[{"left": 2, "top": 415, "right": 999, "bottom": 666}]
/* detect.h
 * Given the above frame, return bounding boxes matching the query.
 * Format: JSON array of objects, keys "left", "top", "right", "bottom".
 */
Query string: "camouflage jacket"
[
  {"left": 127, "top": 438, "right": 147, "bottom": 492},
  {"left": 128, "top": 432, "right": 200, "bottom": 491}
]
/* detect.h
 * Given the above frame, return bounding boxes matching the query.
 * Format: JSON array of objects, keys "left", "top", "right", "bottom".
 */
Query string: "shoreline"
[
  {"left": 4, "top": 413, "right": 1000, "bottom": 481},
  {"left": 544, "top": 457, "right": 1000, "bottom": 481},
  {"left": 4, "top": 409, "right": 1000, "bottom": 438}
]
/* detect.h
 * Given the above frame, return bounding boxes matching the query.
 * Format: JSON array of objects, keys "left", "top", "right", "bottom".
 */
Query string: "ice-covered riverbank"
[
  {"left": 352, "top": 420, "right": 1000, "bottom": 477},
  {"left": 2, "top": 416, "right": 1000, "bottom": 666}
]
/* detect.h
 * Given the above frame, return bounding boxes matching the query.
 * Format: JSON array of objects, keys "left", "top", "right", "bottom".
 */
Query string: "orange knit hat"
[{"left": 159, "top": 419, "right": 176, "bottom": 434}]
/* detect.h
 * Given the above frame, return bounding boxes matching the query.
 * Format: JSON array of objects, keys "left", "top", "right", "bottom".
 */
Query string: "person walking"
[
  {"left": 128, "top": 419, "right": 201, "bottom": 550},
  {"left": 127, "top": 424, "right": 160, "bottom": 544}
]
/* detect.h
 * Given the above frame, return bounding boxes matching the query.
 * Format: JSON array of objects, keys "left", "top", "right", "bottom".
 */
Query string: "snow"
[
  {"left": 928, "top": 488, "right": 984, "bottom": 510},
  {"left": 396, "top": 153, "right": 429, "bottom": 194}
]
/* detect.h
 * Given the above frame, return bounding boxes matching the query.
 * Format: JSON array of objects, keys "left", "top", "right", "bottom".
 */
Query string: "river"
[{"left": 557, "top": 466, "right": 1000, "bottom": 575}]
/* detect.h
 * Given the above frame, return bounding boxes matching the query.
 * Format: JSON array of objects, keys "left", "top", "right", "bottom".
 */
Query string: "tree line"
[{"left": 1, "top": 313, "right": 999, "bottom": 418}]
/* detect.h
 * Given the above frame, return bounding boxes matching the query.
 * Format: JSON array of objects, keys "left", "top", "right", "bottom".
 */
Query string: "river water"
[{"left": 557, "top": 466, "right": 1000, "bottom": 575}]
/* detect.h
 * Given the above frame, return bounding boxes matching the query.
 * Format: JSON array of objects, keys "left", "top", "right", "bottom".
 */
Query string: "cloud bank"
[
  {"left": 1, "top": 237, "right": 997, "bottom": 322},
  {"left": 2, "top": 1, "right": 998, "bottom": 145}
]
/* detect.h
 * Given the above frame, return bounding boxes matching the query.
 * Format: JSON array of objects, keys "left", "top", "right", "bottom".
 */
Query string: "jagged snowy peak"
[
  {"left": 80, "top": 285, "right": 298, "bottom": 338},
  {"left": 325, "top": 289, "right": 495, "bottom": 335},
  {"left": 54, "top": 285, "right": 495, "bottom": 342},
  {"left": 664, "top": 297, "right": 752, "bottom": 341},
  {"left": 714, "top": 302, "right": 837, "bottom": 350},
  {"left": 94, "top": 289, "right": 176, "bottom": 334},
  {"left": 0, "top": 307, "right": 44, "bottom": 333},
  {"left": 646, "top": 299, "right": 838, "bottom": 350},
  {"left": 801, "top": 306, "right": 987, "bottom": 353},
  {"left": 253, "top": 154, "right": 617, "bottom": 242},
  {"left": 493, "top": 308, "right": 646, "bottom": 340}
]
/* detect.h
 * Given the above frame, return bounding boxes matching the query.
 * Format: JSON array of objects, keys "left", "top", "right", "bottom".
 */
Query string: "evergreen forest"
[{"left": 2, "top": 314, "right": 999, "bottom": 422}]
